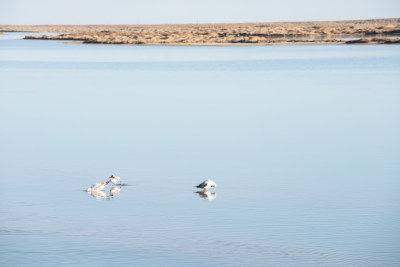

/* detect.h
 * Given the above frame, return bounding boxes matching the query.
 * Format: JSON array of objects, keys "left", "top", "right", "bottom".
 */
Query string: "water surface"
[{"left": 1, "top": 32, "right": 399, "bottom": 266}]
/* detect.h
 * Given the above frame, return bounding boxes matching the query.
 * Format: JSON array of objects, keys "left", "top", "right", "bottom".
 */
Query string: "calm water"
[{"left": 0, "top": 32, "right": 399, "bottom": 266}]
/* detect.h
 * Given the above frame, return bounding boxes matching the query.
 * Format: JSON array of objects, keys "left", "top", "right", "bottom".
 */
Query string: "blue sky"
[{"left": 0, "top": 0, "right": 399, "bottom": 25}]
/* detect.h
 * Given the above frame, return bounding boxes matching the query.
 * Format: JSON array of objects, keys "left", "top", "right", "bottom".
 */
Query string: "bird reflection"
[
  {"left": 109, "top": 186, "right": 121, "bottom": 198},
  {"left": 194, "top": 189, "right": 217, "bottom": 201},
  {"left": 88, "top": 190, "right": 107, "bottom": 199}
]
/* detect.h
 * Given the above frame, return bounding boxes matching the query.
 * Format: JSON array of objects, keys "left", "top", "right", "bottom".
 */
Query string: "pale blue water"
[{"left": 0, "top": 32, "right": 399, "bottom": 266}]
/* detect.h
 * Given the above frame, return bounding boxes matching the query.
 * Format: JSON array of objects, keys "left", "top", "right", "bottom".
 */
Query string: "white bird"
[
  {"left": 110, "top": 186, "right": 121, "bottom": 197},
  {"left": 86, "top": 181, "right": 109, "bottom": 192},
  {"left": 109, "top": 175, "right": 121, "bottom": 185},
  {"left": 195, "top": 179, "right": 217, "bottom": 190},
  {"left": 195, "top": 189, "right": 217, "bottom": 201}
]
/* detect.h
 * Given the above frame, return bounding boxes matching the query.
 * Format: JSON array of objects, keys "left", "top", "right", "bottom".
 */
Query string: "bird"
[
  {"left": 109, "top": 186, "right": 121, "bottom": 197},
  {"left": 109, "top": 175, "right": 121, "bottom": 185},
  {"left": 195, "top": 179, "right": 217, "bottom": 190},
  {"left": 195, "top": 189, "right": 217, "bottom": 201},
  {"left": 86, "top": 181, "right": 109, "bottom": 192}
]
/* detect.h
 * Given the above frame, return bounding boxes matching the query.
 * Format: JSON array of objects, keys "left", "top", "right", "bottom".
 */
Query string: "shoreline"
[
  {"left": 37, "top": 38, "right": 400, "bottom": 46},
  {"left": 2, "top": 18, "right": 400, "bottom": 46}
]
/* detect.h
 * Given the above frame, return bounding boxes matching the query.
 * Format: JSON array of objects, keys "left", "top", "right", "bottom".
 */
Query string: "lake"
[{"left": 0, "top": 32, "right": 399, "bottom": 266}]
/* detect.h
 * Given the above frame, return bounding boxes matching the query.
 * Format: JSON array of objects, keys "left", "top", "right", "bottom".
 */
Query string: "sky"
[{"left": 0, "top": 0, "right": 399, "bottom": 25}]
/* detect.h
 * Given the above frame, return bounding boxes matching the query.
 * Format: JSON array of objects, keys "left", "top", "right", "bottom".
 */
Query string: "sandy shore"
[{"left": 2, "top": 18, "right": 400, "bottom": 45}]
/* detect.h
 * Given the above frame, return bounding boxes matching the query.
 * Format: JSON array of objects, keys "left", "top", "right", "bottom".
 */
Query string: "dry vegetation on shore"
[{"left": 1, "top": 18, "right": 400, "bottom": 45}]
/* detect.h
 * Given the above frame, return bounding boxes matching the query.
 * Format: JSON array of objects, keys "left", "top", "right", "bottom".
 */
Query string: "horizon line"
[{"left": 1, "top": 17, "right": 399, "bottom": 27}]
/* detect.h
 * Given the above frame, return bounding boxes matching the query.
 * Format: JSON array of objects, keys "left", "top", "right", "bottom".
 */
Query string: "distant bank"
[{"left": 1, "top": 18, "right": 399, "bottom": 45}]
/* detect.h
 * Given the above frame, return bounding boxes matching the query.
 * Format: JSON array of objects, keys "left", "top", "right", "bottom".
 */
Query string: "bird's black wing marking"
[{"left": 196, "top": 182, "right": 206, "bottom": 188}]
